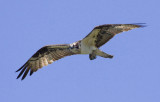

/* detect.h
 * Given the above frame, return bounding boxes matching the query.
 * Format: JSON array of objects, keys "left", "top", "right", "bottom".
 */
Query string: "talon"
[
  {"left": 89, "top": 54, "right": 97, "bottom": 60},
  {"left": 90, "top": 56, "right": 96, "bottom": 60}
]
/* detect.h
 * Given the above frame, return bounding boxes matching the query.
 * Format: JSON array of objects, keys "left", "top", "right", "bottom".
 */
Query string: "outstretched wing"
[
  {"left": 16, "top": 44, "right": 80, "bottom": 80},
  {"left": 83, "top": 23, "right": 145, "bottom": 48}
]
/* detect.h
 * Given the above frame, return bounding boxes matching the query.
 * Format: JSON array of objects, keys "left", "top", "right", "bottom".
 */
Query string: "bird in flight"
[{"left": 16, "top": 23, "right": 145, "bottom": 80}]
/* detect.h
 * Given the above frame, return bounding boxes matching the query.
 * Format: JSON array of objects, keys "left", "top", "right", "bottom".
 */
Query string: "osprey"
[{"left": 16, "top": 23, "right": 145, "bottom": 80}]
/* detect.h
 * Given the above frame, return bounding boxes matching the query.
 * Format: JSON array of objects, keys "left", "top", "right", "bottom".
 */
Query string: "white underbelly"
[{"left": 80, "top": 41, "right": 96, "bottom": 54}]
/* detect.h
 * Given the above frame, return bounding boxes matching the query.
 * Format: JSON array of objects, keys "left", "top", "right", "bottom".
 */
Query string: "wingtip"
[
  {"left": 16, "top": 68, "right": 22, "bottom": 72},
  {"left": 21, "top": 77, "right": 25, "bottom": 80},
  {"left": 16, "top": 76, "right": 20, "bottom": 79},
  {"left": 16, "top": 76, "right": 25, "bottom": 81},
  {"left": 30, "top": 70, "right": 34, "bottom": 76},
  {"left": 132, "top": 23, "right": 147, "bottom": 28}
]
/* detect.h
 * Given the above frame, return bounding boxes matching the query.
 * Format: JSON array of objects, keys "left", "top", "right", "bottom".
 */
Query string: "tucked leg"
[{"left": 89, "top": 50, "right": 97, "bottom": 60}]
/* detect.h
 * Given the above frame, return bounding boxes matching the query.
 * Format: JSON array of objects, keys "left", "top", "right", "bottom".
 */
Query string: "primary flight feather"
[{"left": 16, "top": 23, "right": 145, "bottom": 80}]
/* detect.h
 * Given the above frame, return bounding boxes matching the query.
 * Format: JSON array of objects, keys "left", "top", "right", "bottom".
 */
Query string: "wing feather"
[
  {"left": 16, "top": 44, "right": 80, "bottom": 80},
  {"left": 22, "top": 66, "right": 31, "bottom": 80},
  {"left": 39, "top": 58, "right": 44, "bottom": 68},
  {"left": 83, "top": 23, "right": 145, "bottom": 48},
  {"left": 16, "top": 65, "right": 27, "bottom": 79},
  {"left": 35, "top": 60, "right": 39, "bottom": 69}
]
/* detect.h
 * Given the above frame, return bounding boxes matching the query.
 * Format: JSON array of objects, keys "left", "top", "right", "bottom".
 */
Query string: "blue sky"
[{"left": 1, "top": 0, "right": 160, "bottom": 102}]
